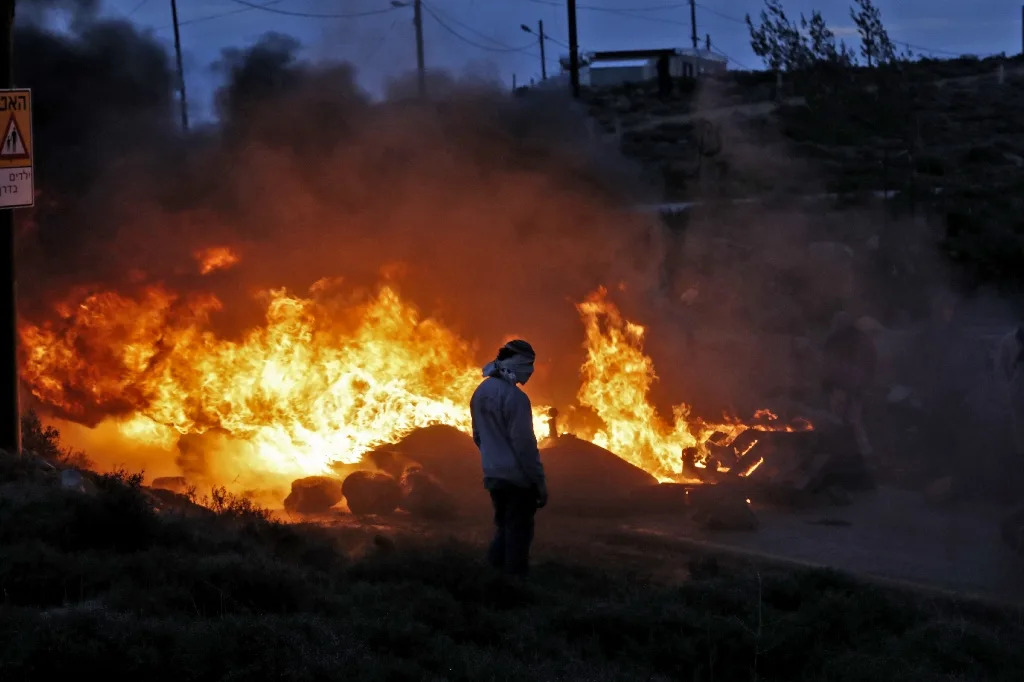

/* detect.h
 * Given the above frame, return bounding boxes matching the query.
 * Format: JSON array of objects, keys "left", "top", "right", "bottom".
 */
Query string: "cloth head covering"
[{"left": 482, "top": 339, "right": 536, "bottom": 385}]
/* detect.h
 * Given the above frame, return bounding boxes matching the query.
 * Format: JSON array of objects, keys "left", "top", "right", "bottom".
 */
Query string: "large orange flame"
[
  {"left": 575, "top": 287, "right": 746, "bottom": 480},
  {"left": 18, "top": 275, "right": 801, "bottom": 489},
  {"left": 19, "top": 280, "right": 552, "bottom": 488}
]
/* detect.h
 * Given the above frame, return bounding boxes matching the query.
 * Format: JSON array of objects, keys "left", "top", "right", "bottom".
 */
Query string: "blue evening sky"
[{"left": 86, "top": 1, "right": 1023, "bottom": 120}]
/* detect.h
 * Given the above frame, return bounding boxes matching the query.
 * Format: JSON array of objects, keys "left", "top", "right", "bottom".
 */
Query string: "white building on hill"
[{"left": 560, "top": 47, "right": 728, "bottom": 88}]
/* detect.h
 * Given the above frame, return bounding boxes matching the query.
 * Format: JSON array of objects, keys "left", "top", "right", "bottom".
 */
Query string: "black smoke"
[{"left": 14, "top": 6, "right": 662, "bottom": 416}]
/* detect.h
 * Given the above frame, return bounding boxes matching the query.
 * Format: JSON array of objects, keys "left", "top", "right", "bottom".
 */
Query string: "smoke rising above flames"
[{"left": 14, "top": 10, "right": 764, "bottom": 490}]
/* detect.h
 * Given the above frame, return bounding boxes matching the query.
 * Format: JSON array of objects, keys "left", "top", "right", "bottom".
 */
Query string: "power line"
[
  {"left": 225, "top": 0, "right": 400, "bottom": 19},
  {"left": 354, "top": 17, "right": 400, "bottom": 64},
  {"left": 892, "top": 40, "right": 976, "bottom": 58},
  {"left": 173, "top": 0, "right": 285, "bottom": 28},
  {"left": 710, "top": 46, "right": 750, "bottom": 70},
  {"left": 525, "top": 0, "right": 689, "bottom": 12},
  {"left": 128, "top": 0, "right": 150, "bottom": 17},
  {"left": 544, "top": 33, "right": 569, "bottom": 49},
  {"left": 695, "top": 3, "right": 745, "bottom": 25},
  {"left": 425, "top": 2, "right": 527, "bottom": 50},
  {"left": 421, "top": 2, "right": 535, "bottom": 52}
]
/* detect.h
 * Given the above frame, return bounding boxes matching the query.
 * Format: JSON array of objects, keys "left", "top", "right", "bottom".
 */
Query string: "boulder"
[
  {"left": 151, "top": 476, "right": 189, "bottom": 494},
  {"left": 283, "top": 475, "right": 344, "bottom": 514},
  {"left": 362, "top": 425, "right": 480, "bottom": 497},
  {"left": 146, "top": 488, "right": 215, "bottom": 519},
  {"left": 398, "top": 464, "right": 457, "bottom": 519},
  {"left": 541, "top": 435, "right": 658, "bottom": 507},
  {"left": 342, "top": 471, "right": 401, "bottom": 516}
]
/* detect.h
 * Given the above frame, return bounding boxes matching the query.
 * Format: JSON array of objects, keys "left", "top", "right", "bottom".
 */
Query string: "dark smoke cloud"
[
  {"left": 15, "top": 14, "right": 177, "bottom": 293},
  {"left": 16, "top": 13, "right": 664, "bottom": 421}
]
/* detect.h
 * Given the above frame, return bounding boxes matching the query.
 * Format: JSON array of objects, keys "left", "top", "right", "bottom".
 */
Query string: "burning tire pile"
[{"left": 268, "top": 413, "right": 883, "bottom": 534}]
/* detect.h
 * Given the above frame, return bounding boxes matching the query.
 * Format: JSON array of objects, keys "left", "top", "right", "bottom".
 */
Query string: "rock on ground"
[
  {"left": 342, "top": 471, "right": 402, "bottom": 516},
  {"left": 151, "top": 476, "right": 189, "bottom": 494},
  {"left": 283, "top": 475, "right": 344, "bottom": 514},
  {"left": 541, "top": 435, "right": 658, "bottom": 508},
  {"left": 361, "top": 425, "right": 481, "bottom": 498},
  {"left": 398, "top": 464, "right": 457, "bottom": 519}
]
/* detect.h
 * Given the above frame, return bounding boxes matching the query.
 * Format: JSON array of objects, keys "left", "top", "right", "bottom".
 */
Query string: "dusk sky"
[{"left": 89, "top": 0, "right": 1023, "bottom": 120}]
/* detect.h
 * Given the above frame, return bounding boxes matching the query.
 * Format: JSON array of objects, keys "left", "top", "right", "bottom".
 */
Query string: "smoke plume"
[{"left": 15, "top": 11, "right": 664, "bottom": 429}]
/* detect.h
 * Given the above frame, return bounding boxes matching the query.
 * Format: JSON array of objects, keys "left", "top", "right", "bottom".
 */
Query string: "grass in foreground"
[{"left": 0, "top": 450, "right": 1022, "bottom": 682}]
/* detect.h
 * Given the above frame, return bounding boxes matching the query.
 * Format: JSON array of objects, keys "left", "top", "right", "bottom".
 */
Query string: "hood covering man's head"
[{"left": 483, "top": 339, "right": 536, "bottom": 385}]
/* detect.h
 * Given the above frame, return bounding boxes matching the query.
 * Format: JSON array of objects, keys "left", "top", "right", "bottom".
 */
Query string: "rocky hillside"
[{"left": 568, "top": 54, "right": 1024, "bottom": 293}]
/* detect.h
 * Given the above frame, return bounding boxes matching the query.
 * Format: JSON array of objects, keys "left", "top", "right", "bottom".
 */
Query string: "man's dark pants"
[{"left": 487, "top": 484, "right": 537, "bottom": 576}]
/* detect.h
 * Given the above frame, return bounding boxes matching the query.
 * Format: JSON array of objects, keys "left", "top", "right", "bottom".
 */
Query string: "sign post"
[{"left": 0, "top": 0, "right": 27, "bottom": 455}]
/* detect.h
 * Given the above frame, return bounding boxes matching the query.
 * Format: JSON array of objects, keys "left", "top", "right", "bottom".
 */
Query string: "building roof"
[
  {"left": 577, "top": 47, "right": 728, "bottom": 64},
  {"left": 590, "top": 59, "right": 650, "bottom": 69}
]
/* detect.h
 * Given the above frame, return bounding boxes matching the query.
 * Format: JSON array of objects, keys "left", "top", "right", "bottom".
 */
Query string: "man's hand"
[{"left": 535, "top": 483, "right": 548, "bottom": 509}]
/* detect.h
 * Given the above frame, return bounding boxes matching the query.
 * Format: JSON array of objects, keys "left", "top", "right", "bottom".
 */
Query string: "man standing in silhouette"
[{"left": 471, "top": 339, "right": 547, "bottom": 576}]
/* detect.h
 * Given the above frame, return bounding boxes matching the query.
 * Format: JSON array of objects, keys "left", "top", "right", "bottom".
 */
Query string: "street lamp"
[{"left": 521, "top": 21, "right": 546, "bottom": 80}]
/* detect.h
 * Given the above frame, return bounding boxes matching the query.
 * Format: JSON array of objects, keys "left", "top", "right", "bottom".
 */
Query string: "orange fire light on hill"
[{"left": 18, "top": 279, "right": 798, "bottom": 488}]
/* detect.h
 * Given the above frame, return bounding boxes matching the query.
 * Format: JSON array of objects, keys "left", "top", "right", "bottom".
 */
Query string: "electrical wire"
[
  {"left": 524, "top": 0, "right": 689, "bottom": 12},
  {"left": 225, "top": 0, "right": 400, "bottom": 19},
  {"left": 892, "top": 40, "right": 978, "bottom": 58},
  {"left": 172, "top": 0, "right": 285, "bottom": 28},
  {"left": 421, "top": 2, "right": 535, "bottom": 52},
  {"left": 426, "top": 2, "right": 530, "bottom": 50},
  {"left": 710, "top": 46, "right": 751, "bottom": 70},
  {"left": 127, "top": 0, "right": 150, "bottom": 17},
  {"left": 361, "top": 19, "right": 400, "bottom": 64},
  {"left": 544, "top": 33, "right": 570, "bottom": 49},
  {"left": 695, "top": 3, "right": 746, "bottom": 25}
]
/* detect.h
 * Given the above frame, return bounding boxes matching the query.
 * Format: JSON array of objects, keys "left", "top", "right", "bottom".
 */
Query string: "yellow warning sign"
[{"left": 0, "top": 89, "right": 33, "bottom": 208}]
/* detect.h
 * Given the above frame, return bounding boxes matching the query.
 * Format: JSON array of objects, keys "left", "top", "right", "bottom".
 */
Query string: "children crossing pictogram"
[{"left": 0, "top": 114, "right": 28, "bottom": 160}]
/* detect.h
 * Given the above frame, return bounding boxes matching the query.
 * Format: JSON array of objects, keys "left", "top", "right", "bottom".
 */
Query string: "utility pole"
[
  {"left": 689, "top": 0, "right": 698, "bottom": 51},
  {"left": 414, "top": 0, "right": 425, "bottom": 99},
  {"left": 1021, "top": 5, "right": 1023, "bottom": 55},
  {"left": 523, "top": 21, "right": 547, "bottom": 80},
  {"left": 538, "top": 20, "right": 547, "bottom": 80},
  {"left": 0, "top": 0, "right": 17, "bottom": 455},
  {"left": 567, "top": 0, "right": 579, "bottom": 98},
  {"left": 169, "top": 0, "right": 188, "bottom": 131}
]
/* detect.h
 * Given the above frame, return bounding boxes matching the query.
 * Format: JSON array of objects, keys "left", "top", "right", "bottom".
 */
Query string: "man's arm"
[
  {"left": 505, "top": 389, "right": 546, "bottom": 491},
  {"left": 470, "top": 392, "right": 481, "bottom": 448}
]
